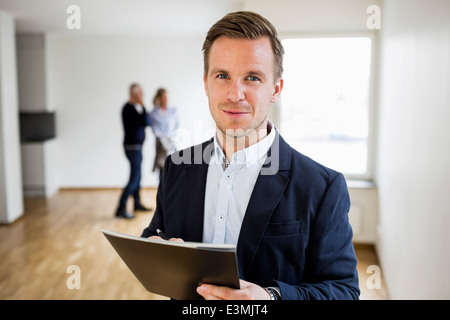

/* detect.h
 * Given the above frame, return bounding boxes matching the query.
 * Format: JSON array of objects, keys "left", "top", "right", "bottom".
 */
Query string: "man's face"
[
  {"left": 131, "top": 86, "right": 143, "bottom": 102},
  {"left": 204, "top": 36, "right": 283, "bottom": 137}
]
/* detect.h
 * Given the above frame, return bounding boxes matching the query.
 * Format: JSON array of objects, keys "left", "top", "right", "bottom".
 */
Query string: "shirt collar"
[
  {"left": 212, "top": 121, "right": 276, "bottom": 169},
  {"left": 134, "top": 103, "right": 144, "bottom": 114}
]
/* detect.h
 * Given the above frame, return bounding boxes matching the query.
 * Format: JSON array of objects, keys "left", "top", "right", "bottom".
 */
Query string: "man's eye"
[
  {"left": 217, "top": 74, "right": 229, "bottom": 80},
  {"left": 247, "top": 76, "right": 260, "bottom": 82}
]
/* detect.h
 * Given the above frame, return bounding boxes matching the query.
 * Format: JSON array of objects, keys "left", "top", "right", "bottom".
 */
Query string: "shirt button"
[{"left": 219, "top": 215, "right": 224, "bottom": 220}]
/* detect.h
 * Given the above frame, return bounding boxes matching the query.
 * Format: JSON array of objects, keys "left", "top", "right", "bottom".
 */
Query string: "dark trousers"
[{"left": 117, "top": 147, "right": 143, "bottom": 211}]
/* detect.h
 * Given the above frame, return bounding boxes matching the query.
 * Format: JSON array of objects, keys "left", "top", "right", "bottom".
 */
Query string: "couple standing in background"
[{"left": 115, "top": 84, "right": 178, "bottom": 219}]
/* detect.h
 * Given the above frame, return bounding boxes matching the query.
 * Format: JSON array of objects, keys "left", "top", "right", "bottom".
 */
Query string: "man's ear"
[
  {"left": 203, "top": 73, "right": 209, "bottom": 96},
  {"left": 271, "top": 78, "right": 284, "bottom": 103}
]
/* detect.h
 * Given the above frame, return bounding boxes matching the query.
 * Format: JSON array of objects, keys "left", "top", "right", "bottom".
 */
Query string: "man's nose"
[{"left": 227, "top": 80, "right": 245, "bottom": 103}]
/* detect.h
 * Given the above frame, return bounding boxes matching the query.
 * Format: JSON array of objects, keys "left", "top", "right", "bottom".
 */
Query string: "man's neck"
[
  {"left": 129, "top": 98, "right": 142, "bottom": 106},
  {"left": 217, "top": 120, "right": 269, "bottom": 161}
]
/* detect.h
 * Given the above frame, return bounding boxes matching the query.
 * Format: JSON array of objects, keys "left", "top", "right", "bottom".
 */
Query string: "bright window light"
[{"left": 280, "top": 37, "right": 372, "bottom": 177}]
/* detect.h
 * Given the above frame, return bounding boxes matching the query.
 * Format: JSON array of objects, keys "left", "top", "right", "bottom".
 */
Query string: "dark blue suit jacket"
[{"left": 141, "top": 133, "right": 360, "bottom": 300}]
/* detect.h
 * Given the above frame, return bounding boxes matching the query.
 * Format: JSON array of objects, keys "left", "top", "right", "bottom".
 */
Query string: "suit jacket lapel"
[
  {"left": 182, "top": 134, "right": 292, "bottom": 278},
  {"left": 184, "top": 139, "right": 214, "bottom": 242},
  {"left": 236, "top": 133, "right": 291, "bottom": 278}
]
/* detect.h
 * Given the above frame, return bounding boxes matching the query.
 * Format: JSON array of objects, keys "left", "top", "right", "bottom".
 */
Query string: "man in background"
[{"left": 115, "top": 83, "right": 152, "bottom": 219}]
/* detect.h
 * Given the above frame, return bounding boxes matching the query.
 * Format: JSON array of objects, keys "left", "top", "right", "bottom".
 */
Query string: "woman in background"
[{"left": 149, "top": 88, "right": 179, "bottom": 181}]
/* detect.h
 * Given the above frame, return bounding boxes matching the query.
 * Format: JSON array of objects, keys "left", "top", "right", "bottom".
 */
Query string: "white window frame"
[{"left": 271, "top": 31, "right": 379, "bottom": 182}]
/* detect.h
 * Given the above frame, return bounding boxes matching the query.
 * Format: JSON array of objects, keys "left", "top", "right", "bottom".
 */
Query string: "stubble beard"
[{"left": 215, "top": 107, "right": 269, "bottom": 155}]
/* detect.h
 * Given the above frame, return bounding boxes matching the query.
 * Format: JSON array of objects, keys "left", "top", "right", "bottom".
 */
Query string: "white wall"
[
  {"left": 347, "top": 183, "right": 379, "bottom": 243},
  {"left": 376, "top": 0, "right": 450, "bottom": 299},
  {"left": 0, "top": 11, "right": 23, "bottom": 223},
  {"left": 16, "top": 34, "right": 49, "bottom": 111},
  {"left": 46, "top": 35, "right": 214, "bottom": 188},
  {"left": 21, "top": 141, "right": 59, "bottom": 197},
  {"left": 243, "top": 0, "right": 382, "bottom": 33}
]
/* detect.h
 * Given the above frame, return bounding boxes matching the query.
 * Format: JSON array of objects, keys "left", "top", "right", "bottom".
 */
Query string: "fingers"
[
  {"left": 239, "top": 279, "right": 251, "bottom": 288},
  {"left": 148, "top": 235, "right": 163, "bottom": 240},
  {"left": 147, "top": 236, "right": 184, "bottom": 242},
  {"left": 197, "top": 283, "right": 244, "bottom": 300},
  {"left": 197, "top": 284, "right": 227, "bottom": 300},
  {"left": 197, "top": 281, "right": 272, "bottom": 300}
]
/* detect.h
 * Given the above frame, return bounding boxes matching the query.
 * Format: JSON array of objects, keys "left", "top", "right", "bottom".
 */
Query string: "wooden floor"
[{"left": 0, "top": 188, "right": 389, "bottom": 300}]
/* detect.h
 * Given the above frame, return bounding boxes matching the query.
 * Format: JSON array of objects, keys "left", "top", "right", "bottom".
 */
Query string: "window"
[{"left": 279, "top": 36, "right": 374, "bottom": 179}]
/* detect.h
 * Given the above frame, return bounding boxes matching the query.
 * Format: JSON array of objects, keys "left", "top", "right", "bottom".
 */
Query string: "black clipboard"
[{"left": 102, "top": 229, "right": 240, "bottom": 300}]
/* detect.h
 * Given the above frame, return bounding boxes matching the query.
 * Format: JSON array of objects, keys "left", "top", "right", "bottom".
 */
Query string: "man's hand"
[
  {"left": 148, "top": 236, "right": 184, "bottom": 242},
  {"left": 196, "top": 279, "right": 271, "bottom": 300}
]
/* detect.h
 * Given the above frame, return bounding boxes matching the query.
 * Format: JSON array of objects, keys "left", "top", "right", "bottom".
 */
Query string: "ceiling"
[{"left": 0, "top": 0, "right": 243, "bottom": 36}]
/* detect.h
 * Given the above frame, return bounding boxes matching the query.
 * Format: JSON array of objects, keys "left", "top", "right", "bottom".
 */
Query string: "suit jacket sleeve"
[
  {"left": 140, "top": 157, "right": 169, "bottom": 238},
  {"left": 271, "top": 173, "right": 359, "bottom": 300}
]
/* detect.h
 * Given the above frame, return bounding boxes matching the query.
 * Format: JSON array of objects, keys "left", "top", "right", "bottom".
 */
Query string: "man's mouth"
[{"left": 222, "top": 109, "right": 251, "bottom": 117}]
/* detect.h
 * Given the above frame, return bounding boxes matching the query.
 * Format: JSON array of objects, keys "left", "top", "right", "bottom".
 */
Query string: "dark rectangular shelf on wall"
[{"left": 19, "top": 111, "right": 56, "bottom": 142}]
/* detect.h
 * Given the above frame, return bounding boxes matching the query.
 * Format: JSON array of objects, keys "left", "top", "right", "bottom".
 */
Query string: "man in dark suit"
[
  {"left": 115, "top": 83, "right": 152, "bottom": 219},
  {"left": 141, "top": 11, "right": 359, "bottom": 300}
]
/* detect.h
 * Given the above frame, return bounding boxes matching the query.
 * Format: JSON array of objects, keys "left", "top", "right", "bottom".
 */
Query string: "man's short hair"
[
  {"left": 202, "top": 11, "right": 284, "bottom": 81},
  {"left": 129, "top": 83, "right": 141, "bottom": 96}
]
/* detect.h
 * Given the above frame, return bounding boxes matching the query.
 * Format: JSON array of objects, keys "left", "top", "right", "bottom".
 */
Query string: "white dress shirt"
[
  {"left": 134, "top": 103, "right": 144, "bottom": 114},
  {"left": 203, "top": 122, "right": 276, "bottom": 246}
]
